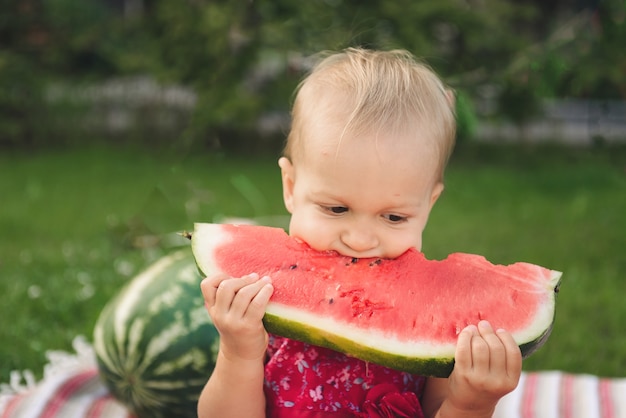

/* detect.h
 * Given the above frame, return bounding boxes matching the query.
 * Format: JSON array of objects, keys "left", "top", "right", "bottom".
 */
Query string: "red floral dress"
[{"left": 264, "top": 335, "right": 426, "bottom": 418}]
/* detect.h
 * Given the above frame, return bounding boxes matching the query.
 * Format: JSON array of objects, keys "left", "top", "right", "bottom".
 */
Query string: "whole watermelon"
[{"left": 93, "top": 250, "right": 219, "bottom": 418}]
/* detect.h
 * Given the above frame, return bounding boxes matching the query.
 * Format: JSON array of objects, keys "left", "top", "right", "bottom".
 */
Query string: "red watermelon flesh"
[{"left": 191, "top": 223, "right": 561, "bottom": 377}]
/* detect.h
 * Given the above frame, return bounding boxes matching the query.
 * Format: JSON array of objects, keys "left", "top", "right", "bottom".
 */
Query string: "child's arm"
[
  {"left": 197, "top": 273, "right": 274, "bottom": 418},
  {"left": 421, "top": 320, "right": 522, "bottom": 418}
]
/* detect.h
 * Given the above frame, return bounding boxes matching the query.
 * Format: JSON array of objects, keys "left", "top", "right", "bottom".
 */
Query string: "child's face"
[{"left": 280, "top": 122, "right": 443, "bottom": 259}]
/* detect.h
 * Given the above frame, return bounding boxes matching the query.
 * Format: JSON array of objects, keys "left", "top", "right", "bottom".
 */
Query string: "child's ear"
[
  {"left": 429, "top": 182, "right": 444, "bottom": 210},
  {"left": 278, "top": 157, "right": 295, "bottom": 214}
]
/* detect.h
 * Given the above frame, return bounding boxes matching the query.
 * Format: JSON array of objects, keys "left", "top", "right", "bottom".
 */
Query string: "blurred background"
[
  {"left": 2, "top": 0, "right": 625, "bottom": 149},
  {"left": 1, "top": 0, "right": 625, "bottom": 382}
]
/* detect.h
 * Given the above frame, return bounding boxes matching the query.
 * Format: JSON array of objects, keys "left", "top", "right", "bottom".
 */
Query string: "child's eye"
[
  {"left": 324, "top": 206, "right": 348, "bottom": 214},
  {"left": 384, "top": 214, "right": 407, "bottom": 223}
]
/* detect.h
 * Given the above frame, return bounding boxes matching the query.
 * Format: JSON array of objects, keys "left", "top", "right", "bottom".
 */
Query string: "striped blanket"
[
  {"left": 0, "top": 337, "right": 132, "bottom": 418},
  {"left": 494, "top": 371, "right": 626, "bottom": 418},
  {"left": 1, "top": 337, "right": 625, "bottom": 418}
]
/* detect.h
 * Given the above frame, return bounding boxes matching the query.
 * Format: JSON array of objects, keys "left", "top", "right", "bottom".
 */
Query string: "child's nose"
[{"left": 340, "top": 228, "right": 378, "bottom": 254}]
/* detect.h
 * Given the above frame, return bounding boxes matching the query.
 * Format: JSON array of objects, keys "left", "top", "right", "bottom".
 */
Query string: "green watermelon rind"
[
  {"left": 263, "top": 297, "right": 558, "bottom": 378},
  {"left": 263, "top": 311, "right": 455, "bottom": 377},
  {"left": 93, "top": 250, "right": 220, "bottom": 418}
]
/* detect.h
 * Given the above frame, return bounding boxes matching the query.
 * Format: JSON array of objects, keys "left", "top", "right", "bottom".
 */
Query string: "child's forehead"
[
  {"left": 298, "top": 134, "right": 441, "bottom": 203},
  {"left": 301, "top": 125, "right": 439, "bottom": 173}
]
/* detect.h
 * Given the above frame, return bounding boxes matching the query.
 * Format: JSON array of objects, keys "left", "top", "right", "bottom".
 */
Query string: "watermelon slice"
[{"left": 191, "top": 223, "right": 561, "bottom": 377}]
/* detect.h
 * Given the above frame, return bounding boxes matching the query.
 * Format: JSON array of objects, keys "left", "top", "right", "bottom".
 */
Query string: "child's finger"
[
  {"left": 454, "top": 324, "right": 478, "bottom": 371},
  {"left": 469, "top": 328, "right": 491, "bottom": 372},
  {"left": 228, "top": 276, "right": 273, "bottom": 319},
  {"left": 213, "top": 273, "right": 259, "bottom": 313},
  {"left": 496, "top": 328, "right": 523, "bottom": 379},
  {"left": 246, "top": 278, "right": 274, "bottom": 320},
  {"left": 200, "top": 275, "right": 229, "bottom": 307},
  {"left": 477, "top": 321, "right": 507, "bottom": 371}
]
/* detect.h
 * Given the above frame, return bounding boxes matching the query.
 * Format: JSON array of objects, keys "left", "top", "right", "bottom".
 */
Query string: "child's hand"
[
  {"left": 446, "top": 320, "right": 522, "bottom": 415},
  {"left": 201, "top": 273, "right": 273, "bottom": 362}
]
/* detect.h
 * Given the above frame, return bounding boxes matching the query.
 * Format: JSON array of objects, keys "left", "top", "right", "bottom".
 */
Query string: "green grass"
[{"left": 1, "top": 143, "right": 625, "bottom": 381}]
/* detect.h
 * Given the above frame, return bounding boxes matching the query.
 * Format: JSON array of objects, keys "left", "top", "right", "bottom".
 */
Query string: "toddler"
[{"left": 198, "top": 48, "right": 521, "bottom": 418}]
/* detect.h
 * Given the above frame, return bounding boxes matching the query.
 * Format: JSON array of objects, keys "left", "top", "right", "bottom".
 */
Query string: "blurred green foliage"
[
  {"left": 0, "top": 0, "right": 624, "bottom": 150},
  {"left": 454, "top": 90, "right": 478, "bottom": 142}
]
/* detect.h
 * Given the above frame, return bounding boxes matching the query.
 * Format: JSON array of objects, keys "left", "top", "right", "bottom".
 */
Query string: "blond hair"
[{"left": 284, "top": 48, "right": 456, "bottom": 180}]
